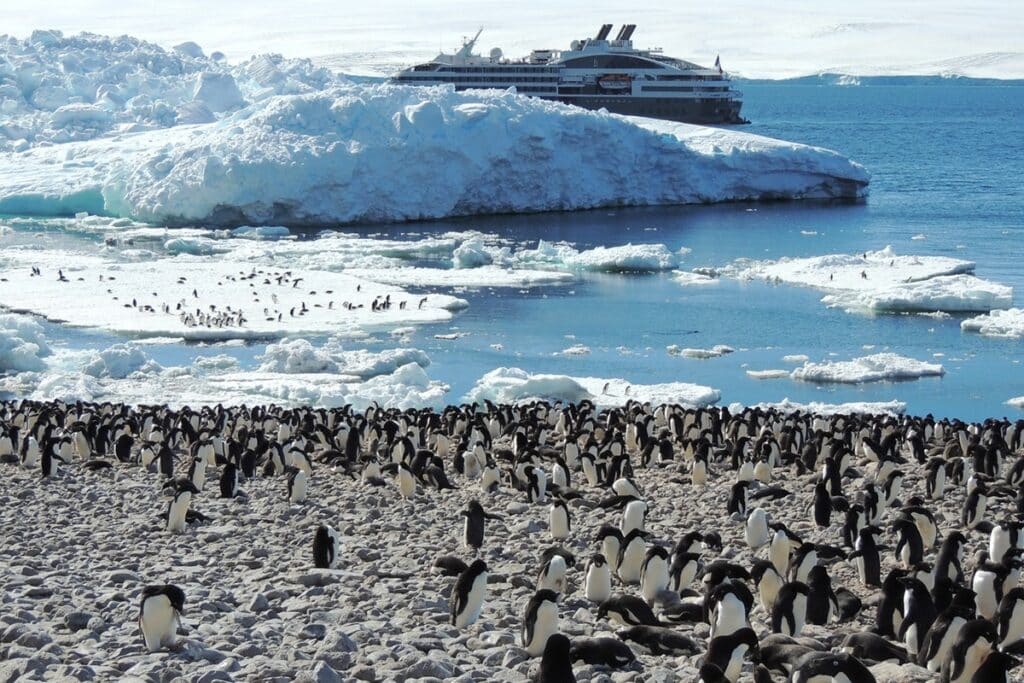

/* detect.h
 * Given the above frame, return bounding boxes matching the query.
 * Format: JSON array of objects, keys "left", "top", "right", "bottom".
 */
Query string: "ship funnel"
[
  {"left": 614, "top": 25, "right": 627, "bottom": 40},
  {"left": 595, "top": 24, "right": 613, "bottom": 40},
  {"left": 620, "top": 24, "right": 636, "bottom": 41}
]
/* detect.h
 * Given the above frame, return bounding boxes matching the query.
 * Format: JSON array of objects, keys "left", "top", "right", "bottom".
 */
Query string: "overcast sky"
[{"left": 2, "top": 1, "right": 1021, "bottom": 78}]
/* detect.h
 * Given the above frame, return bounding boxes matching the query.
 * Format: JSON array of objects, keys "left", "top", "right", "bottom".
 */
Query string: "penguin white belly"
[
  {"left": 455, "top": 573, "right": 487, "bottom": 628},
  {"left": 738, "top": 461, "right": 753, "bottom": 482},
  {"left": 905, "top": 623, "right": 919, "bottom": 656},
  {"left": 140, "top": 596, "right": 178, "bottom": 651},
  {"left": 931, "top": 468, "right": 945, "bottom": 499},
  {"left": 533, "top": 470, "right": 548, "bottom": 503},
  {"left": 677, "top": 561, "right": 698, "bottom": 590},
  {"left": 603, "top": 539, "right": 621, "bottom": 573},
  {"left": 585, "top": 564, "right": 611, "bottom": 603},
  {"left": 746, "top": 510, "right": 769, "bottom": 549},
  {"left": 790, "top": 594, "right": 807, "bottom": 637},
  {"left": 462, "top": 452, "right": 480, "bottom": 479},
  {"left": 692, "top": 460, "right": 707, "bottom": 486},
  {"left": 550, "top": 507, "right": 570, "bottom": 540},
  {"left": 713, "top": 596, "right": 747, "bottom": 638},
  {"left": 582, "top": 459, "right": 598, "bottom": 486},
  {"left": 621, "top": 504, "right": 645, "bottom": 534},
  {"left": 641, "top": 559, "right": 669, "bottom": 603},
  {"left": 167, "top": 494, "right": 190, "bottom": 533},
  {"left": 290, "top": 471, "right": 308, "bottom": 503},
  {"left": 973, "top": 571, "right": 997, "bottom": 619},
  {"left": 398, "top": 469, "right": 415, "bottom": 499},
  {"left": 538, "top": 557, "right": 567, "bottom": 593},
  {"left": 952, "top": 641, "right": 992, "bottom": 682},
  {"left": 753, "top": 461, "right": 771, "bottom": 483},
  {"left": 619, "top": 544, "right": 645, "bottom": 584},
  {"left": 724, "top": 643, "right": 747, "bottom": 682},
  {"left": 191, "top": 459, "right": 206, "bottom": 491},
  {"left": 525, "top": 603, "right": 559, "bottom": 656},
  {"left": 769, "top": 535, "right": 790, "bottom": 576},
  {"left": 927, "top": 616, "right": 965, "bottom": 671},
  {"left": 794, "top": 552, "right": 817, "bottom": 583},
  {"left": 1002, "top": 603, "right": 1024, "bottom": 648},
  {"left": 552, "top": 466, "right": 568, "bottom": 489},
  {"left": 759, "top": 573, "right": 783, "bottom": 613},
  {"left": 480, "top": 466, "right": 499, "bottom": 492},
  {"left": 991, "top": 529, "right": 1012, "bottom": 564}
]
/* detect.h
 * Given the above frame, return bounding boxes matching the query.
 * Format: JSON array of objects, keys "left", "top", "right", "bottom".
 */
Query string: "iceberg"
[
  {"left": 0, "top": 33, "right": 869, "bottom": 227},
  {"left": 961, "top": 308, "right": 1024, "bottom": 339},
  {"left": 725, "top": 246, "right": 1012, "bottom": 314},
  {"left": 0, "top": 313, "right": 51, "bottom": 373},
  {"left": 733, "top": 398, "right": 907, "bottom": 416},
  {"left": 1009, "top": 397, "right": 1024, "bottom": 410},
  {"left": 791, "top": 353, "right": 945, "bottom": 384}
]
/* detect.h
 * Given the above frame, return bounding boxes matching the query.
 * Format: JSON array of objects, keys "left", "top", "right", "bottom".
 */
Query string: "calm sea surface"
[{"left": 5, "top": 83, "right": 1024, "bottom": 419}]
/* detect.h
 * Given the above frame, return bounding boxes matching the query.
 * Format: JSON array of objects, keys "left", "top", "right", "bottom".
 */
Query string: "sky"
[{"left": 1, "top": 1, "right": 1022, "bottom": 79}]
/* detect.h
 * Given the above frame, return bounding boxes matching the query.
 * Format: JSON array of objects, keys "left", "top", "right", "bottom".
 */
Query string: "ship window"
[{"left": 561, "top": 56, "right": 664, "bottom": 69}]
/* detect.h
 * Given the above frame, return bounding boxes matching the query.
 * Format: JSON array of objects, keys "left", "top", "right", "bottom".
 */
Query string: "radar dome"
[{"left": 489, "top": 47, "right": 503, "bottom": 60}]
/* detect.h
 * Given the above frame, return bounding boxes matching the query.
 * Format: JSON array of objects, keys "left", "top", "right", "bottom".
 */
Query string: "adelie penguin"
[
  {"left": 312, "top": 524, "right": 342, "bottom": 569},
  {"left": 617, "top": 528, "right": 648, "bottom": 584},
  {"left": 771, "top": 581, "right": 809, "bottom": 637},
  {"left": 702, "top": 627, "right": 759, "bottom": 683},
  {"left": 940, "top": 618, "right": 997, "bottom": 683},
  {"left": 898, "top": 577, "right": 937, "bottom": 658},
  {"left": 751, "top": 560, "right": 785, "bottom": 614},
  {"left": 537, "top": 553, "right": 568, "bottom": 593},
  {"left": 285, "top": 465, "right": 308, "bottom": 503},
  {"left": 569, "top": 636, "right": 636, "bottom": 668},
  {"left": 997, "top": 586, "right": 1024, "bottom": 653},
  {"left": 640, "top": 546, "right": 670, "bottom": 603},
  {"left": 138, "top": 584, "right": 186, "bottom": 652},
  {"left": 522, "top": 589, "right": 560, "bottom": 657},
  {"left": 597, "top": 594, "right": 662, "bottom": 627},
  {"left": 461, "top": 500, "right": 501, "bottom": 552},
  {"left": 219, "top": 461, "right": 241, "bottom": 499},
  {"left": 616, "top": 625, "right": 699, "bottom": 656},
  {"left": 584, "top": 553, "right": 612, "bottom": 603},
  {"left": 450, "top": 559, "right": 488, "bottom": 629},
  {"left": 549, "top": 498, "right": 571, "bottom": 541},
  {"left": 789, "top": 651, "right": 875, "bottom": 683},
  {"left": 533, "top": 633, "right": 575, "bottom": 683},
  {"left": 166, "top": 479, "right": 200, "bottom": 533},
  {"left": 850, "top": 526, "right": 882, "bottom": 587}
]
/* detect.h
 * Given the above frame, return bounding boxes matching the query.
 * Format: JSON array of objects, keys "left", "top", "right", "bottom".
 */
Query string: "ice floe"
[
  {"left": 0, "top": 43, "right": 868, "bottom": 226},
  {"left": 733, "top": 398, "right": 907, "bottom": 416},
  {"left": 464, "top": 367, "right": 720, "bottom": 407},
  {"left": 81, "top": 343, "right": 161, "bottom": 378},
  {"left": 555, "top": 344, "right": 591, "bottom": 357},
  {"left": 0, "top": 250, "right": 466, "bottom": 340},
  {"left": 791, "top": 353, "right": 945, "bottom": 383},
  {"left": 673, "top": 271, "right": 718, "bottom": 286},
  {"left": 724, "top": 246, "right": 1012, "bottom": 314},
  {"left": 0, "top": 313, "right": 51, "bottom": 373},
  {"left": 668, "top": 344, "right": 735, "bottom": 359},
  {"left": 746, "top": 369, "right": 789, "bottom": 379},
  {"left": 961, "top": 308, "right": 1024, "bottom": 339},
  {"left": 257, "top": 337, "right": 430, "bottom": 377},
  {"left": 1009, "top": 397, "right": 1024, "bottom": 410}
]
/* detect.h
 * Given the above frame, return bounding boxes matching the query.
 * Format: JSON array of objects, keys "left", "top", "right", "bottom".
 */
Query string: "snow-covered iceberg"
[
  {"left": 0, "top": 32, "right": 868, "bottom": 226},
  {"left": 464, "top": 367, "right": 720, "bottom": 408},
  {"left": 961, "top": 308, "right": 1024, "bottom": 339},
  {"left": 725, "top": 246, "right": 1012, "bottom": 314},
  {"left": 732, "top": 398, "right": 907, "bottom": 416},
  {"left": 791, "top": 353, "right": 945, "bottom": 384}
]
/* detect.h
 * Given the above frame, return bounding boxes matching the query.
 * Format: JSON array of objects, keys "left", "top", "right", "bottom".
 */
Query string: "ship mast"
[{"left": 455, "top": 27, "right": 484, "bottom": 59}]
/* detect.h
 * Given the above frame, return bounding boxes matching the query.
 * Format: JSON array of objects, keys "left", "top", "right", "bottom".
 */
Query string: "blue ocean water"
[{"left": 4, "top": 83, "right": 1024, "bottom": 419}]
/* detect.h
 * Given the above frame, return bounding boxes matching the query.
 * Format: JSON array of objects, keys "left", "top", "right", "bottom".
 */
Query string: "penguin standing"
[
  {"left": 851, "top": 526, "right": 882, "bottom": 587},
  {"left": 219, "top": 461, "right": 240, "bottom": 498},
  {"left": 537, "top": 554, "right": 568, "bottom": 593},
  {"left": 480, "top": 456, "right": 500, "bottom": 493},
  {"left": 621, "top": 500, "right": 647, "bottom": 534},
  {"left": 549, "top": 499, "right": 571, "bottom": 541},
  {"left": 312, "top": 524, "right": 342, "bottom": 569},
  {"left": 919, "top": 600, "right": 974, "bottom": 672},
  {"left": 462, "top": 500, "right": 501, "bottom": 552},
  {"left": 702, "top": 628, "right": 759, "bottom": 683},
  {"left": 450, "top": 559, "right": 488, "bottom": 629},
  {"left": 962, "top": 481, "right": 988, "bottom": 529},
  {"left": 617, "top": 528, "right": 648, "bottom": 584},
  {"left": 138, "top": 584, "right": 186, "bottom": 652},
  {"left": 899, "top": 577, "right": 937, "bottom": 658},
  {"left": 926, "top": 457, "right": 947, "bottom": 500},
  {"left": 806, "top": 565, "right": 839, "bottom": 626},
  {"left": 166, "top": 479, "right": 199, "bottom": 533},
  {"left": 187, "top": 455, "right": 206, "bottom": 492},
  {"left": 940, "top": 619, "right": 997, "bottom": 683},
  {"left": 997, "top": 587, "right": 1024, "bottom": 652},
  {"left": 745, "top": 508, "right": 770, "bottom": 549},
  {"left": 523, "top": 589, "right": 560, "bottom": 657},
  {"left": 751, "top": 560, "right": 785, "bottom": 614},
  {"left": 534, "top": 633, "right": 575, "bottom": 683},
  {"left": 894, "top": 517, "right": 925, "bottom": 569},
  {"left": 584, "top": 553, "right": 612, "bottom": 603},
  {"left": 285, "top": 465, "right": 308, "bottom": 503},
  {"left": 813, "top": 480, "right": 832, "bottom": 527},
  {"left": 526, "top": 465, "right": 548, "bottom": 504},
  {"left": 771, "top": 581, "right": 810, "bottom": 637},
  {"left": 640, "top": 546, "right": 670, "bottom": 603},
  {"left": 597, "top": 525, "right": 625, "bottom": 575},
  {"left": 670, "top": 551, "right": 702, "bottom": 593}
]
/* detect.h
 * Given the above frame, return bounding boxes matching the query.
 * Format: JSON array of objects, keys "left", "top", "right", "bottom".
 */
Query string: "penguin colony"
[{"left": 3, "top": 398, "right": 1024, "bottom": 682}]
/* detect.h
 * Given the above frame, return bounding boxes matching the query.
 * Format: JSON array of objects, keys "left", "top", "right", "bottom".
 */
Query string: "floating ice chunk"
[
  {"left": 911, "top": 234, "right": 927, "bottom": 241},
  {"left": 961, "top": 308, "right": 1024, "bottom": 339},
  {"left": 576, "top": 376, "right": 720, "bottom": 408},
  {"left": 81, "top": 343, "right": 161, "bottom": 379},
  {"left": 674, "top": 271, "right": 718, "bottom": 286},
  {"left": 346, "top": 266, "right": 573, "bottom": 288},
  {"left": 257, "top": 338, "right": 430, "bottom": 377},
  {"left": 173, "top": 41, "right": 205, "bottom": 59},
  {"left": 451, "top": 238, "right": 494, "bottom": 268},
  {"left": 1008, "top": 397, "right": 1024, "bottom": 410},
  {"left": 782, "top": 354, "right": 810, "bottom": 363},
  {"left": 746, "top": 369, "right": 789, "bottom": 379},
  {"left": 737, "top": 398, "right": 907, "bottom": 416},
  {"left": 231, "top": 225, "right": 291, "bottom": 240},
  {"left": 791, "top": 352, "right": 944, "bottom": 384},
  {"left": 192, "top": 354, "right": 240, "bottom": 371},
  {"left": 668, "top": 344, "right": 735, "bottom": 359},
  {"left": 258, "top": 338, "right": 336, "bottom": 373},
  {"left": 555, "top": 344, "right": 591, "bottom": 356},
  {"left": 822, "top": 274, "right": 1013, "bottom": 314},
  {"left": 519, "top": 241, "right": 681, "bottom": 272},
  {"left": 0, "top": 313, "right": 51, "bottom": 373}
]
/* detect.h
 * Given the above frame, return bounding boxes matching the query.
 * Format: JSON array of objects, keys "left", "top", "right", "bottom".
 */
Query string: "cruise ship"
[{"left": 391, "top": 24, "right": 746, "bottom": 125}]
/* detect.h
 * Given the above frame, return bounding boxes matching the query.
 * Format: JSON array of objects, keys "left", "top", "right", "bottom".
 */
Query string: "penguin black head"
[
  {"left": 141, "top": 584, "right": 186, "bottom": 614},
  {"left": 542, "top": 546, "right": 576, "bottom": 569},
  {"left": 589, "top": 553, "right": 607, "bottom": 568}
]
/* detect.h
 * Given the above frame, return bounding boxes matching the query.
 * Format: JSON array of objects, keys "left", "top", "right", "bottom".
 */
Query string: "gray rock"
[
  {"left": 65, "top": 611, "right": 93, "bottom": 632},
  {"left": 248, "top": 594, "right": 270, "bottom": 612}
]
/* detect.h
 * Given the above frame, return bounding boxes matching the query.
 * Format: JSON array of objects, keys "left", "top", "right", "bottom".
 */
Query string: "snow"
[
  {"left": 345, "top": 266, "right": 574, "bottom": 289},
  {"left": 464, "top": 367, "right": 720, "bottom": 408},
  {"left": 80, "top": 343, "right": 160, "bottom": 378},
  {"left": 517, "top": 242, "right": 684, "bottom": 273},
  {"left": 961, "top": 308, "right": 1024, "bottom": 339},
  {"left": 1, "top": 2, "right": 1018, "bottom": 80},
  {"left": 0, "top": 249, "right": 467, "bottom": 340},
  {"left": 791, "top": 353, "right": 945, "bottom": 384},
  {"left": 257, "top": 337, "right": 431, "bottom": 376},
  {"left": 451, "top": 238, "right": 494, "bottom": 269},
  {"left": 725, "top": 246, "right": 1012, "bottom": 314},
  {"left": 0, "top": 42, "right": 869, "bottom": 226},
  {"left": 0, "top": 313, "right": 51, "bottom": 372},
  {"left": 734, "top": 398, "right": 907, "bottom": 416},
  {"left": 673, "top": 271, "right": 718, "bottom": 286},
  {"left": 668, "top": 344, "right": 735, "bottom": 359},
  {"left": 746, "top": 369, "right": 789, "bottom": 379}
]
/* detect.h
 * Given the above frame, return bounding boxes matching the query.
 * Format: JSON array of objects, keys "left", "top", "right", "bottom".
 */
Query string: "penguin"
[
  {"left": 971, "top": 651, "right": 1018, "bottom": 683},
  {"left": 616, "top": 625, "right": 700, "bottom": 656},
  {"left": 771, "top": 581, "right": 809, "bottom": 637},
  {"left": 926, "top": 457, "right": 947, "bottom": 500},
  {"left": 617, "top": 528, "right": 648, "bottom": 584},
  {"left": 534, "top": 633, "right": 575, "bottom": 683},
  {"left": 806, "top": 565, "right": 839, "bottom": 626},
  {"left": 166, "top": 479, "right": 200, "bottom": 533},
  {"left": 751, "top": 560, "right": 785, "bottom": 614},
  {"left": 462, "top": 500, "right": 501, "bottom": 552},
  {"left": 285, "top": 465, "right": 308, "bottom": 503},
  {"left": 789, "top": 652, "right": 875, "bottom": 683},
  {"left": 790, "top": 543, "right": 819, "bottom": 584},
  {"left": 989, "top": 520, "right": 1022, "bottom": 564},
  {"left": 708, "top": 582, "right": 753, "bottom": 638},
  {"left": 894, "top": 517, "right": 925, "bottom": 569},
  {"left": 481, "top": 455, "right": 500, "bottom": 493},
  {"left": 813, "top": 480, "right": 832, "bottom": 527},
  {"left": 997, "top": 587, "right": 1024, "bottom": 652},
  {"left": 522, "top": 589, "right": 560, "bottom": 657},
  {"left": 312, "top": 524, "right": 342, "bottom": 569},
  {"left": 728, "top": 481, "right": 749, "bottom": 519},
  {"left": 936, "top": 531, "right": 968, "bottom": 584},
  {"left": 640, "top": 546, "right": 670, "bottom": 603},
  {"left": 941, "top": 619, "right": 996, "bottom": 683},
  {"left": 584, "top": 553, "right": 612, "bottom": 603},
  {"left": 433, "top": 555, "right": 469, "bottom": 577},
  {"left": 850, "top": 526, "right": 882, "bottom": 587},
  {"left": 841, "top": 632, "right": 909, "bottom": 664},
  {"left": 219, "top": 461, "right": 240, "bottom": 498},
  {"left": 597, "top": 525, "right": 624, "bottom": 575},
  {"left": 138, "top": 584, "right": 185, "bottom": 652},
  {"left": 621, "top": 499, "right": 647, "bottom": 534},
  {"left": 670, "top": 551, "right": 703, "bottom": 593},
  {"left": 597, "top": 595, "right": 662, "bottom": 627},
  {"left": 919, "top": 601, "right": 974, "bottom": 672},
  {"left": 549, "top": 499, "right": 571, "bottom": 541},
  {"left": 569, "top": 637, "right": 636, "bottom": 667},
  {"left": 40, "top": 446, "right": 62, "bottom": 478},
  {"left": 900, "top": 505, "right": 939, "bottom": 549},
  {"left": 703, "top": 627, "right": 759, "bottom": 683},
  {"left": 745, "top": 508, "right": 770, "bottom": 549},
  {"left": 962, "top": 481, "right": 988, "bottom": 530},
  {"left": 581, "top": 452, "right": 599, "bottom": 486},
  {"left": 450, "top": 559, "right": 488, "bottom": 629},
  {"left": 842, "top": 504, "right": 866, "bottom": 549},
  {"left": 187, "top": 454, "right": 206, "bottom": 492},
  {"left": 899, "top": 577, "right": 937, "bottom": 658},
  {"left": 537, "top": 554, "right": 568, "bottom": 593},
  {"left": 526, "top": 465, "right": 548, "bottom": 504}
]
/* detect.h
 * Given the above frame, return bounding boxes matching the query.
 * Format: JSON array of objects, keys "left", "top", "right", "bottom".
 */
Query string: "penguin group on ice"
[{"left": 3, "top": 397, "right": 1024, "bottom": 682}]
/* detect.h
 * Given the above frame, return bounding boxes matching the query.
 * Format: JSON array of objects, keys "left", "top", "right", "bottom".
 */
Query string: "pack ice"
[{"left": 0, "top": 32, "right": 868, "bottom": 227}]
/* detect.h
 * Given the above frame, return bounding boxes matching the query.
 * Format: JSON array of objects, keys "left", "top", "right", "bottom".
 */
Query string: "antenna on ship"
[{"left": 456, "top": 27, "right": 483, "bottom": 59}]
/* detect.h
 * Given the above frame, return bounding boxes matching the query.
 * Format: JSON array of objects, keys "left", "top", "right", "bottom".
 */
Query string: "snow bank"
[
  {"left": 961, "top": 308, "right": 1024, "bottom": 339},
  {"left": 0, "top": 70, "right": 868, "bottom": 226},
  {"left": 81, "top": 343, "right": 160, "bottom": 378},
  {"left": 725, "top": 246, "right": 1011, "bottom": 314},
  {"left": 0, "top": 250, "right": 467, "bottom": 340},
  {"left": 464, "top": 367, "right": 720, "bottom": 408},
  {"left": 791, "top": 353, "right": 945, "bottom": 383},
  {"left": 734, "top": 398, "right": 907, "bottom": 416},
  {"left": 0, "top": 313, "right": 51, "bottom": 373}
]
